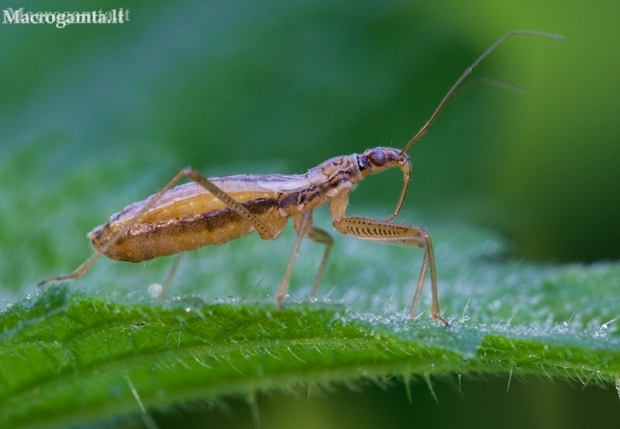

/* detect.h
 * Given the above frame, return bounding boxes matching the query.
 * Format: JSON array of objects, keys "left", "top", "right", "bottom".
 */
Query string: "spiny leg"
[
  {"left": 39, "top": 167, "right": 277, "bottom": 287},
  {"left": 332, "top": 215, "right": 447, "bottom": 326}
]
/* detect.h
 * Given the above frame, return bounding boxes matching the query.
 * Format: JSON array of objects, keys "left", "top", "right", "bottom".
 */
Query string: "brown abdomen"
[{"left": 89, "top": 199, "right": 284, "bottom": 262}]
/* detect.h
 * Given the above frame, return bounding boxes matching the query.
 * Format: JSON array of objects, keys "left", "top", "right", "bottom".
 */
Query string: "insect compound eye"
[{"left": 367, "top": 149, "right": 387, "bottom": 166}]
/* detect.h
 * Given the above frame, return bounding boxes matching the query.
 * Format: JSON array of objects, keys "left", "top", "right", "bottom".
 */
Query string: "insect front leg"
[
  {"left": 275, "top": 210, "right": 333, "bottom": 307},
  {"left": 329, "top": 192, "right": 448, "bottom": 325}
]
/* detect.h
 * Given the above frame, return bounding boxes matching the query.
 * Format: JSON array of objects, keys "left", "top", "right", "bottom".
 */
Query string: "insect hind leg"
[{"left": 38, "top": 167, "right": 278, "bottom": 289}]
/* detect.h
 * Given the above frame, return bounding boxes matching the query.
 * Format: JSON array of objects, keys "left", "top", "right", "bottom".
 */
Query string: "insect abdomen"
[{"left": 90, "top": 199, "right": 284, "bottom": 262}]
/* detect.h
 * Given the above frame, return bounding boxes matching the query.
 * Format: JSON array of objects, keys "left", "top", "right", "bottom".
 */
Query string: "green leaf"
[
  {"left": 2, "top": 218, "right": 619, "bottom": 427},
  {"left": 2, "top": 2, "right": 620, "bottom": 426}
]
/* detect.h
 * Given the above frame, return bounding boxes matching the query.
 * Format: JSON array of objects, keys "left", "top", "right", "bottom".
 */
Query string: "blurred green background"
[{"left": 1, "top": 0, "right": 619, "bottom": 427}]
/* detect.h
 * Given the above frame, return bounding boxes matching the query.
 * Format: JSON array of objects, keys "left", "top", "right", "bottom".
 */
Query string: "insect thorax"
[{"left": 277, "top": 155, "right": 361, "bottom": 214}]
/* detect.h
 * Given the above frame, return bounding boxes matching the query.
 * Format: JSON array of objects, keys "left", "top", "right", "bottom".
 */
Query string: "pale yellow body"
[
  {"left": 90, "top": 156, "right": 361, "bottom": 263},
  {"left": 40, "top": 31, "right": 562, "bottom": 325},
  {"left": 90, "top": 180, "right": 284, "bottom": 262}
]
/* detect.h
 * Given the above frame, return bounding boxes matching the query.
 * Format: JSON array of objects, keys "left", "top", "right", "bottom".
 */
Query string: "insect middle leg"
[{"left": 276, "top": 210, "right": 334, "bottom": 306}]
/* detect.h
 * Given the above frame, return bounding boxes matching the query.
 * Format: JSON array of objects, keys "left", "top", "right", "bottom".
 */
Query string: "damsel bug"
[{"left": 40, "top": 30, "right": 562, "bottom": 325}]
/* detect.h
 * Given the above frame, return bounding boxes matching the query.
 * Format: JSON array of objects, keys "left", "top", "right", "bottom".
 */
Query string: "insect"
[{"left": 39, "top": 30, "right": 562, "bottom": 325}]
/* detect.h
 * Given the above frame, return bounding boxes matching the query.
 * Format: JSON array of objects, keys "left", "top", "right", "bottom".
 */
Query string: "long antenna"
[{"left": 400, "top": 30, "right": 563, "bottom": 154}]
